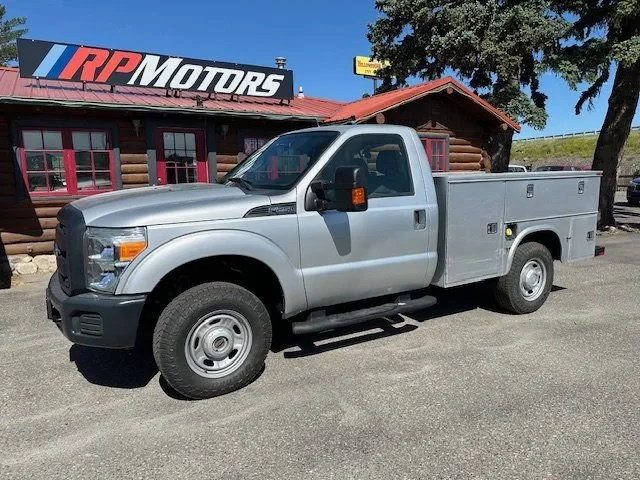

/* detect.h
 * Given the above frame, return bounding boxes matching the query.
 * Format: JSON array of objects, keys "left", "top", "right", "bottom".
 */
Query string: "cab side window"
[{"left": 317, "top": 133, "right": 413, "bottom": 200}]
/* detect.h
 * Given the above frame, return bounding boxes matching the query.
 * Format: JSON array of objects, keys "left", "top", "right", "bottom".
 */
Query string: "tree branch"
[{"left": 575, "top": 66, "right": 610, "bottom": 114}]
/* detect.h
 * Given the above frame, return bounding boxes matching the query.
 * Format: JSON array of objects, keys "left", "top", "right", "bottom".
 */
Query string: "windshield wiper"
[{"left": 226, "top": 177, "right": 254, "bottom": 190}]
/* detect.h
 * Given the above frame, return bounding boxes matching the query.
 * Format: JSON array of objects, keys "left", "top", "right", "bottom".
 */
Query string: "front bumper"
[
  {"left": 46, "top": 274, "right": 147, "bottom": 349},
  {"left": 627, "top": 188, "right": 640, "bottom": 202}
]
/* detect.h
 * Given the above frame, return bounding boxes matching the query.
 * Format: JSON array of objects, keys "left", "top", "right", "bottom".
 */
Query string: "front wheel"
[
  {"left": 153, "top": 282, "right": 272, "bottom": 399},
  {"left": 494, "top": 242, "right": 554, "bottom": 314}
]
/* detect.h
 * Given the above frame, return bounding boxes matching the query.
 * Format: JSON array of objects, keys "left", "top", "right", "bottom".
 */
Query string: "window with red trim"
[
  {"left": 421, "top": 137, "right": 448, "bottom": 172},
  {"left": 72, "top": 131, "right": 113, "bottom": 191},
  {"left": 244, "top": 136, "right": 271, "bottom": 155},
  {"left": 20, "top": 127, "right": 115, "bottom": 195}
]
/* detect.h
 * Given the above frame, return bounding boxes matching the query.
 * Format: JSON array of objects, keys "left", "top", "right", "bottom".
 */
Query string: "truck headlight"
[{"left": 84, "top": 227, "right": 147, "bottom": 293}]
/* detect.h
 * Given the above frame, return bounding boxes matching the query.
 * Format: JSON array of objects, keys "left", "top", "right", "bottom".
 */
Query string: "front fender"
[{"left": 116, "top": 229, "right": 308, "bottom": 317}]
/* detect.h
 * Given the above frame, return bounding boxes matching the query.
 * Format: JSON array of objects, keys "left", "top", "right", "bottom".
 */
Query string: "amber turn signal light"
[
  {"left": 351, "top": 187, "right": 366, "bottom": 205},
  {"left": 117, "top": 241, "right": 147, "bottom": 262}
]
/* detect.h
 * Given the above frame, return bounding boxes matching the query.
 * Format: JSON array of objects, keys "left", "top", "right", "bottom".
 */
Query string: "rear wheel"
[
  {"left": 494, "top": 242, "right": 554, "bottom": 314},
  {"left": 153, "top": 282, "right": 272, "bottom": 399}
]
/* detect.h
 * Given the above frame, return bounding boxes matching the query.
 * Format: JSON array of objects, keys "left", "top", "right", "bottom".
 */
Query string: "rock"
[
  {"left": 15, "top": 262, "right": 38, "bottom": 275},
  {"left": 34, "top": 255, "right": 56, "bottom": 270},
  {"left": 8, "top": 254, "right": 32, "bottom": 264}
]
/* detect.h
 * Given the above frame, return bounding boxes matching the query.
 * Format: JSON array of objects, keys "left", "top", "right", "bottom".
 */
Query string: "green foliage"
[
  {"left": 511, "top": 130, "right": 640, "bottom": 162},
  {"left": 367, "top": 0, "right": 569, "bottom": 129},
  {"left": 0, "top": 4, "right": 27, "bottom": 67},
  {"left": 548, "top": 0, "right": 640, "bottom": 113}
]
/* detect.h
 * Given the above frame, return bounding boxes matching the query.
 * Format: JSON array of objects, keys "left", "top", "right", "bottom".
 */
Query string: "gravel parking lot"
[{"left": 1, "top": 233, "right": 639, "bottom": 480}]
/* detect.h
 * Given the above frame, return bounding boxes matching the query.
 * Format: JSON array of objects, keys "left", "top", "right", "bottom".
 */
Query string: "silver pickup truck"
[{"left": 46, "top": 125, "right": 604, "bottom": 399}]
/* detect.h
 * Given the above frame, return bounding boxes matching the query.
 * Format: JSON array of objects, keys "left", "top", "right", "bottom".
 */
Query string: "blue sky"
[{"left": 4, "top": 0, "right": 639, "bottom": 138}]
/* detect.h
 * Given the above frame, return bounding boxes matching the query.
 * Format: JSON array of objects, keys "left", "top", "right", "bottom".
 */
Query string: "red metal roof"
[
  {"left": 0, "top": 66, "right": 344, "bottom": 120},
  {"left": 0, "top": 67, "right": 519, "bottom": 131},
  {"left": 324, "top": 76, "right": 520, "bottom": 132}
]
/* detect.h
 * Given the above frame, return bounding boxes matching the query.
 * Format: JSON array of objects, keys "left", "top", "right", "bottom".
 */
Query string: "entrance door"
[{"left": 157, "top": 129, "right": 208, "bottom": 185}]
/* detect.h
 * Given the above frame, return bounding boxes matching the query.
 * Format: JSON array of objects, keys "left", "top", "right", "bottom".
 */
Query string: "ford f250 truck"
[{"left": 46, "top": 125, "right": 604, "bottom": 399}]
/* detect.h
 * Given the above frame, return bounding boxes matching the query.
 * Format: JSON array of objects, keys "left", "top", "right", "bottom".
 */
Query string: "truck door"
[{"left": 297, "top": 133, "right": 432, "bottom": 309}]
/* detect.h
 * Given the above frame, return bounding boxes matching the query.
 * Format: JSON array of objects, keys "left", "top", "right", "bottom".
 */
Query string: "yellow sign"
[{"left": 353, "top": 56, "right": 390, "bottom": 78}]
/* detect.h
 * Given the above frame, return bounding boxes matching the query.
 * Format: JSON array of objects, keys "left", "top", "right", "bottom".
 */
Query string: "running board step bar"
[{"left": 291, "top": 295, "right": 437, "bottom": 335}]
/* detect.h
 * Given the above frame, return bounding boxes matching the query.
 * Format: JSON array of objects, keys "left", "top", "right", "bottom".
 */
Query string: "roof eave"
[
  {"left": 0, "top": 96, "right": 328, "bottom": 123},
  {"left": 325, "top": 81, "right": 521, "bottom": 132}
]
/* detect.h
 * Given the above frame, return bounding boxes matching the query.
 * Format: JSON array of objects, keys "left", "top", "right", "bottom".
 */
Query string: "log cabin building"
[{"left": 0, "top": 59, "right": 519, "bottom": 283}]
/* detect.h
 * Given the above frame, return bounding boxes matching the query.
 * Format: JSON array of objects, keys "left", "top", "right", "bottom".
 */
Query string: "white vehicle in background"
[{"left": 508, "top": 164, "right": 528, "bottom": 173}]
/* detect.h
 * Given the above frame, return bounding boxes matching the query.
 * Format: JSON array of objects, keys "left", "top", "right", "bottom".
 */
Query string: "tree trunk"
[
  {"left": 592, "top": 59, "right": 640, "bottom": 228},
  {"left": 487, "top": 129, "right": 514, "bottom": 173}
]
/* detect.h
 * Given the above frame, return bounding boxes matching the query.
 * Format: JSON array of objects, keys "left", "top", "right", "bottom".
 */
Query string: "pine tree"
[
  {"left": 548, "top": 0, "right": 640, "bottom": 227},
  {"left": 367, "top": 0, "right": 568, "bottom": 171},
  {"left": 0, "top": 5, "right": 27, "bottom": 67}
]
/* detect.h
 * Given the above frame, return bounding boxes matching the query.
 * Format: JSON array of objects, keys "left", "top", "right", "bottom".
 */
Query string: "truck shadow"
[
  {"left": 276, "top": 282, "right": 567, "bottom": 358},
  {"left": 69, "top": 342, "right": 158, "bottom": 390},
  {"left": 68, "top": 283, "right": 567, "bottom": 394}
]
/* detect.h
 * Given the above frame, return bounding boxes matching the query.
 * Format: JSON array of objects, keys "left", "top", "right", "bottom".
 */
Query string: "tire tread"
[
  {"left": 494, "top": 241, "right": 554, "bottom": 314},
  {"left": 152, "top": 282, "right": 272, "bottom": 399}
]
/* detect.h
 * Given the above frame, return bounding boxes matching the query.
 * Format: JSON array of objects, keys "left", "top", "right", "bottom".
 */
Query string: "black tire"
[
  {"left": 153, "top": 282, "right": 272, "bottom": 400},
  {"left": 629, "top": 200, "right": 639, "bottom": 207},
  {"left": 494, "top": 242, "right": 554, "bottom": 314}
]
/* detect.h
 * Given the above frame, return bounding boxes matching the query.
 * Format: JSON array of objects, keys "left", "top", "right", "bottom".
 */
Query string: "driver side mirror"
[{"left": 334, "top": 166, "right": 368, "bottom": 212}]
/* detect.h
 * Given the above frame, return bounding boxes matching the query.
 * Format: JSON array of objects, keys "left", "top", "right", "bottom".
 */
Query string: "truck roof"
[{"left": 285, "top": 124, "right": 418, "bottom": 136}]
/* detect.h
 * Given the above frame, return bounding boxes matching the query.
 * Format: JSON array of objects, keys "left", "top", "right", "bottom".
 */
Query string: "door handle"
[{"left": 414, "top": 209, "right": 426, "bottom": 230}]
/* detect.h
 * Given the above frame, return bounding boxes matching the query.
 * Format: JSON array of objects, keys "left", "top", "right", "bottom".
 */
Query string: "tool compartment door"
[
  {"left": 444, "top": 180, "right": 505, "bottom": 285},
  {"left": 568, "top": 214, "right": 598, "bottom": 261}
]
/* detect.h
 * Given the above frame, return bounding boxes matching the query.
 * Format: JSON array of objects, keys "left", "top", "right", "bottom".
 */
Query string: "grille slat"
[
  {"left": 79, "top": 313, "right": 103, "bottom": 336},
  {"left": 55, "top": 205, "right": 86, "bottom": 296}
]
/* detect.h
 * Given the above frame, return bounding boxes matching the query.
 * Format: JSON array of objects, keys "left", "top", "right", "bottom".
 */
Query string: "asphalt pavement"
[{"left": 1, "top": 233, "right": 639, "bottom": 479}]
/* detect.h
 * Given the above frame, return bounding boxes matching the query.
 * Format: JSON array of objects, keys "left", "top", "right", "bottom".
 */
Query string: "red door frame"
[{"left": 156, "top": 128, "right": 208, "bottom": 185}]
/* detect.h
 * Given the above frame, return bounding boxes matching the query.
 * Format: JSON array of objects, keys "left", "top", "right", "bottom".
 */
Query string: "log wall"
[
  {"left": 216, "top": 154, "right": 241, "bottom": 181},
  {"left": 365, "top": 92, "right": 504, "bottom": 172},
  {"left": 0, "top": 115, "right": 14, "bottom": 203},
  {"left": 118, "top": 120, "right": 149, "bottom": 188},
  {"left": 1, "top": 108, "right": 314, "bottom": 258},
  {"left": 214, "top": 119, "right": 310, "bottom": 180},
  {"left": 1, "top": 198, "right": 67, "bottom": 256},
  {"left": 1, "top": 110, "right": 150, "bottom": 257}
]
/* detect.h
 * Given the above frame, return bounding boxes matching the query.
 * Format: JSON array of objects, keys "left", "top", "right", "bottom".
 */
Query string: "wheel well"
[
  {"left": 519, "top": 230, "right": 562, "bottom": 260},
  {"left": 138, "top": 256, "right": 284, "bottom": 339}
]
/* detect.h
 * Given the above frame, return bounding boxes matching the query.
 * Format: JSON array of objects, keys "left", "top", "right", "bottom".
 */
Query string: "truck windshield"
[{"left": 224, "top": 131, "right": 339, "bottom": 190}]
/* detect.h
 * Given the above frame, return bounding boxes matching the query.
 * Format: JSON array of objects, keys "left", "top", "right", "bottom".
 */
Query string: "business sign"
[
  {"left": 17, "top": 38, "right": 294, "bottom": 99},
  {"left": 353, "top": 56, "right": 390, "bottom": 78}
]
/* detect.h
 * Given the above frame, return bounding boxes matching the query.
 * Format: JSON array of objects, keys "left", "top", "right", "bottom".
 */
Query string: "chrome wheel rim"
[
  {"left": 519, "top": 258, "right": 546, "bottom": 301},
  {"left": 185, "top": 310, "right": 253, "bottom": 378}
]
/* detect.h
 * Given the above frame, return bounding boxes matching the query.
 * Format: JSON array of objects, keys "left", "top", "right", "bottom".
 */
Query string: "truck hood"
[{"left": 71, "top": 183, "right": 269, "bottom": 227}]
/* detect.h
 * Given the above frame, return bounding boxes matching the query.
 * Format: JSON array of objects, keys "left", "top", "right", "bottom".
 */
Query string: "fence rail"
[
  {"left": 515, "top": 125, "right": 640, "bottom": 142},
  {"left": 618, "top": 174, "right": 636, "bottom": 189}
]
